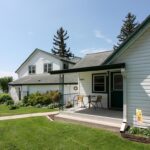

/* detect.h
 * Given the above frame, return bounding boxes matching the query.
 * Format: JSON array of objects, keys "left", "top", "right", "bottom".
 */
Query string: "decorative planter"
[{"left": 121, "top": 132, "right": 150, "bottom": 144}]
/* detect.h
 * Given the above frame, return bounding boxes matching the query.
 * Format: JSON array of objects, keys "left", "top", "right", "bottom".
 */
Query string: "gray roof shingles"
[
  {"left": 9, "top": 74, "right": 77, "bottom": 85},
  {"left": 73, "top": 51, "right": 112, "bottom": 69}
]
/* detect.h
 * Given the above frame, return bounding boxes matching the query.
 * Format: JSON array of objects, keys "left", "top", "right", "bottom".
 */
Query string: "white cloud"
[
  {"left": 94, "top": 30, "right": 113, "bottom": 44},
  {"left": 0, "top": 71, "right": 18, "bottom": 80},
  {"left": 80, "top": 48, "right": 110, "bottom": 55}
]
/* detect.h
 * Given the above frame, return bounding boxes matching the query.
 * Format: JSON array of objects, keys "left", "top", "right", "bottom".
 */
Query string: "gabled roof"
[
  {"left": 103, "top": 15, "right": 150, "bottom": 64},
  {"left": 15, "top": 48, "right": 81, "bottom": 73},
  {"left": 73, "top": 51, "right": 112, "bottom": 69},
  {"left": 9, "top": 74, "right": 77, "bottom": 86}
]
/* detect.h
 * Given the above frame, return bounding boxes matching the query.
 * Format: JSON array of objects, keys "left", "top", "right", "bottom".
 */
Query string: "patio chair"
[
  {"left": 74, "top": 95, "right": 85, "bottom": 107},
  {"left": 95, "top": 95, "right": 103, "bottom": 108},
  {"left": 88, "top": 95, "right": 103, "bottom": 109}
]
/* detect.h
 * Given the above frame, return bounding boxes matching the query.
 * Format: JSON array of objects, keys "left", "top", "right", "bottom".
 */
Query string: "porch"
[{"left": 55, "top": 107, "right": 123, "bottom": 132}]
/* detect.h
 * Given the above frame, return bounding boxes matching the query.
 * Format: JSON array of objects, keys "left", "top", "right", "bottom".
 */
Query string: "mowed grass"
[
  {"left": 0, "top": 104, "right": 57, "bottom": 116},
  {"left": 0, "top": 117, "right": 149, "bottom": 150}
]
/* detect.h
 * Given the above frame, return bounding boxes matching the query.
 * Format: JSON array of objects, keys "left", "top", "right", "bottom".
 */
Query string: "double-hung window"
[
  {"left": 44, "top": 63, "right": 52, "bottom": 73},
  {"left": 29, "top": 65, "right": 36, "bottom": 74},
  {"left": 92, "top": 74, "right": 106, "bottom": 92}
]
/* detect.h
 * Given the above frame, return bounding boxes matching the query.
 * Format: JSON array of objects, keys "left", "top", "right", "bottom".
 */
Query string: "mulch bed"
[{"left": 121, "top": 132, "right": 150, "bottom": 144}]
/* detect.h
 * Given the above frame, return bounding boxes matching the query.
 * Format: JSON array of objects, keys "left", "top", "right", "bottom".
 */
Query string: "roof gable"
[
  {"left": 103, "top": 15, "right": 150, "bottom": 64},
  {"left": 15, "top": 48, "right": 78, "bottom": 73}
]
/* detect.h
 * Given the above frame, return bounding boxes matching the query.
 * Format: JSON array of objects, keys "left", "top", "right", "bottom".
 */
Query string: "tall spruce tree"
[
  {"left": 51, "top": 27, "right": 74, "bottom": 58},
  {"left": 114, "top": 12, "right": 139, "bottom": 50}
]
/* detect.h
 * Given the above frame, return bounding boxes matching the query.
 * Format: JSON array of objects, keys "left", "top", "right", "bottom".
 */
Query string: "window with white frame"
[
  {"left": 28, "top": 65, "right": 36, "bottom": 74},
  {"left": 44, "top": 63, "right": 52, "bottom": 73},
  {"left": 92, "top": 74, "right": 106, "bottom": 92}
]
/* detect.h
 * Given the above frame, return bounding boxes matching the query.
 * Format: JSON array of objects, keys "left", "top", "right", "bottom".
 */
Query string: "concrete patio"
[{"left": 54, "top": 107, "right": 123, "bottom": 132}]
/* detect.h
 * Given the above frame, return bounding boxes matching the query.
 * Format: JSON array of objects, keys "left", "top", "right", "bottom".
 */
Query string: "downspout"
[{"left": 120, "top": 68, "right": 127, "bottom": 132}]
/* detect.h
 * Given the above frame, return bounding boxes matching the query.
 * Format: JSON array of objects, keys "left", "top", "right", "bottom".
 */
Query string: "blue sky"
[{"left": 0, "top": 0, "right": 149, "bottom": 78}]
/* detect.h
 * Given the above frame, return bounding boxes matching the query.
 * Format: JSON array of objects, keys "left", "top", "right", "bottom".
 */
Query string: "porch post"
[
  {"left": 121, "top": 68, "right": 127, "bottom": 123},
  {"left": 59, "top": 74, "right": 64, "bottom": 110}
]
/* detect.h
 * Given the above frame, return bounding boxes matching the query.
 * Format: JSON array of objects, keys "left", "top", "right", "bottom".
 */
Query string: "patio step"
[
  {"left": 61, "top": 111, "right": 122, "bottom": 124},
  {"left": 54, "top": 111, "right": 122, "bottom": 132}
]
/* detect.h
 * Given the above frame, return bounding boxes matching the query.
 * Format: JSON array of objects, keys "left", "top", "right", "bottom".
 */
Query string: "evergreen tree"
[
  {"left": 114, "top": 12, "right": 139, "bottom": 50},
  {"left": 51, "top": 27, "right": 74, "bottom": 58}
]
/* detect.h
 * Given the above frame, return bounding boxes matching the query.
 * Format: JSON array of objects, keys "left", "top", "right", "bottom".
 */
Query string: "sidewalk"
[{"left": 0, "top": 111, "right": 59, "bottom": 121}]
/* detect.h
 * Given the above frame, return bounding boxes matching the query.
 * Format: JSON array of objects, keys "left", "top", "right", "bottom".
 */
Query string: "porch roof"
[
  {"left": 9, "top": 74, "right": 78, "bottom": 86},
  {"left": 50, "top": 63, "right": 125, "bottom": 74}
]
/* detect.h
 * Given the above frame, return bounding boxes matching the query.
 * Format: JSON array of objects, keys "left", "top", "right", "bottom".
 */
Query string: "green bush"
[
  {"left": 128, "top": 126, "right": 150, "bottom": 137},
  {"left": 26, "top": 91, "right": 61, "bottom": 106},
  {"left": 0, "top": 93, "right": 12, "bottom": 104},
  {"left": 5, "top": 100, "right": 14, "bottom": 106},
  {"left": 8, "top": 104, "right": 19, "bottom": 110},
  {"left": 47, "top": 104, "right": 54, "bottom": 109},
  {"left": 35, "top": 103, "right": 42, "bottom": 108},
  {"left": 22, "top": 96, "right": 29, "bottom": 106}
]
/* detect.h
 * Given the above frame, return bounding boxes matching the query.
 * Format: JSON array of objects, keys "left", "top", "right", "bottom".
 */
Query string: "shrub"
[
  {"left": 35, "top": 103, "right": 42, "bottom": 108},
  {"left": 47, "top": 104, "right": 55, "bottom": 109},
  {"left": 5, "top": 100, "right": 14, "bottom": 106},
  {"left": 0, "top": 93, "right": 12, "bottom": 104},
  {"left": 49, "top": 91, "right": 60, "bottom": 103},
  {"left": 16, "top": 101, "right": 24, "bottom": 107},
  {"left": 27, "top": 91, "right": 60, "bottom": 106},
  {"left": 128, "top": 127, "right": 150, "bottom": 138},
  {"left": 22, "top": 96, "right": 29, "bottom": 106},
  {"left": 8, "top": 104, "right": 19, "bottom": 110},
  {"left": 143, "top": 128, "right": 150, "bottom": 137}
]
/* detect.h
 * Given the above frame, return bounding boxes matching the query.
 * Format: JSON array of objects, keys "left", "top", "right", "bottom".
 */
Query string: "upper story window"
[
  {"left": 63, "top": 63, "right": 69, "bottom": 70},
  {"left": 29, "top": 65, "right": 36, "bottom": 74},
  {"left": 44, "top": 63, "right": 52, "bottom": 73},
  {"left": 92, "top": 74, "right": 106, "bottom": 93}
]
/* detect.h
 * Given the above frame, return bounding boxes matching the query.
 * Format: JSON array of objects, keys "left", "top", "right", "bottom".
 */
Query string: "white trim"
[
  {"left": 121, "top": 69, "right": 127, "bottom": 123},
  {"left": 92, "top": 74, "right": 106, "bottom": 93}
]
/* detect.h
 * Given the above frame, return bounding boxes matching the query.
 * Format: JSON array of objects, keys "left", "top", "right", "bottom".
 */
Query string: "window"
[
  {"left": 63, "top": 63, "right": 69, "bottom": 69},
  {"left": 92, "top": 74, "right": 106, "bottom": 92},
  {"left": 113, "top": 73, "right": 123, "bottom": 90},
  {"left": 44, "top": 63, "right": 52, "bottom": 73},
  {"left": 29, "top": 65, "right": 36, "bottom": 74}
]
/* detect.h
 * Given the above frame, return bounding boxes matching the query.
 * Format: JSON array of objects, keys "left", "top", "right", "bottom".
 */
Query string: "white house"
[
  {"left": 9, "top": 48, "right": 81, "bottom": 102},
  {"left": 51, "top": 15, "right": 150, "bottom": 129}
]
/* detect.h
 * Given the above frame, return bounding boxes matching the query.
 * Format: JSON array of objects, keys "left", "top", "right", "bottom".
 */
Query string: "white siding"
[
  {"left": 17, "top": 51, "right": 61, "bottom": 78},
  {"left": 112, "top": 27, "right": 150, "bottom": 127},
  {"left": 78, "top": 71, "right": 108, "bottom": 108}
]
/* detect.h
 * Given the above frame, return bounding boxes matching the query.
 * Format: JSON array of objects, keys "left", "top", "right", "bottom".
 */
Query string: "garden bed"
[
  {"left": 121, "top": 126, "right": 150, "bottom": 144},
  {"left": 121, "top": 132, "right": 150, "bottom": 144}
]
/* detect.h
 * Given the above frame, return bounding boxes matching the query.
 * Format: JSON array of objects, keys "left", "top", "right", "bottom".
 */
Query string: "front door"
[{"left": 111, "top": 72, "right": 123, "bottom": 109}]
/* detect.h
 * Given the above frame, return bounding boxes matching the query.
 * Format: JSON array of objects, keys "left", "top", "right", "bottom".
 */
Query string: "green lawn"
[
  {"left": 0, "top": 117, "right": 149, "bottom": 150},
  {"left": 0, "top": 104, "right": 57, "bottom": 116}
]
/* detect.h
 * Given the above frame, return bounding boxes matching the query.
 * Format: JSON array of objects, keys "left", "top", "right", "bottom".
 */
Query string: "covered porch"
[{"left": 51, "top": 63, "right": 127, "bottom": 131}]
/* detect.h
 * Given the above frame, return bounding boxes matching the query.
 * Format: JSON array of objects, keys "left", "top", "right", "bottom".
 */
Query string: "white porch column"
[{"left": 121, "top": 68, "right": 127, "bottom": 123}]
